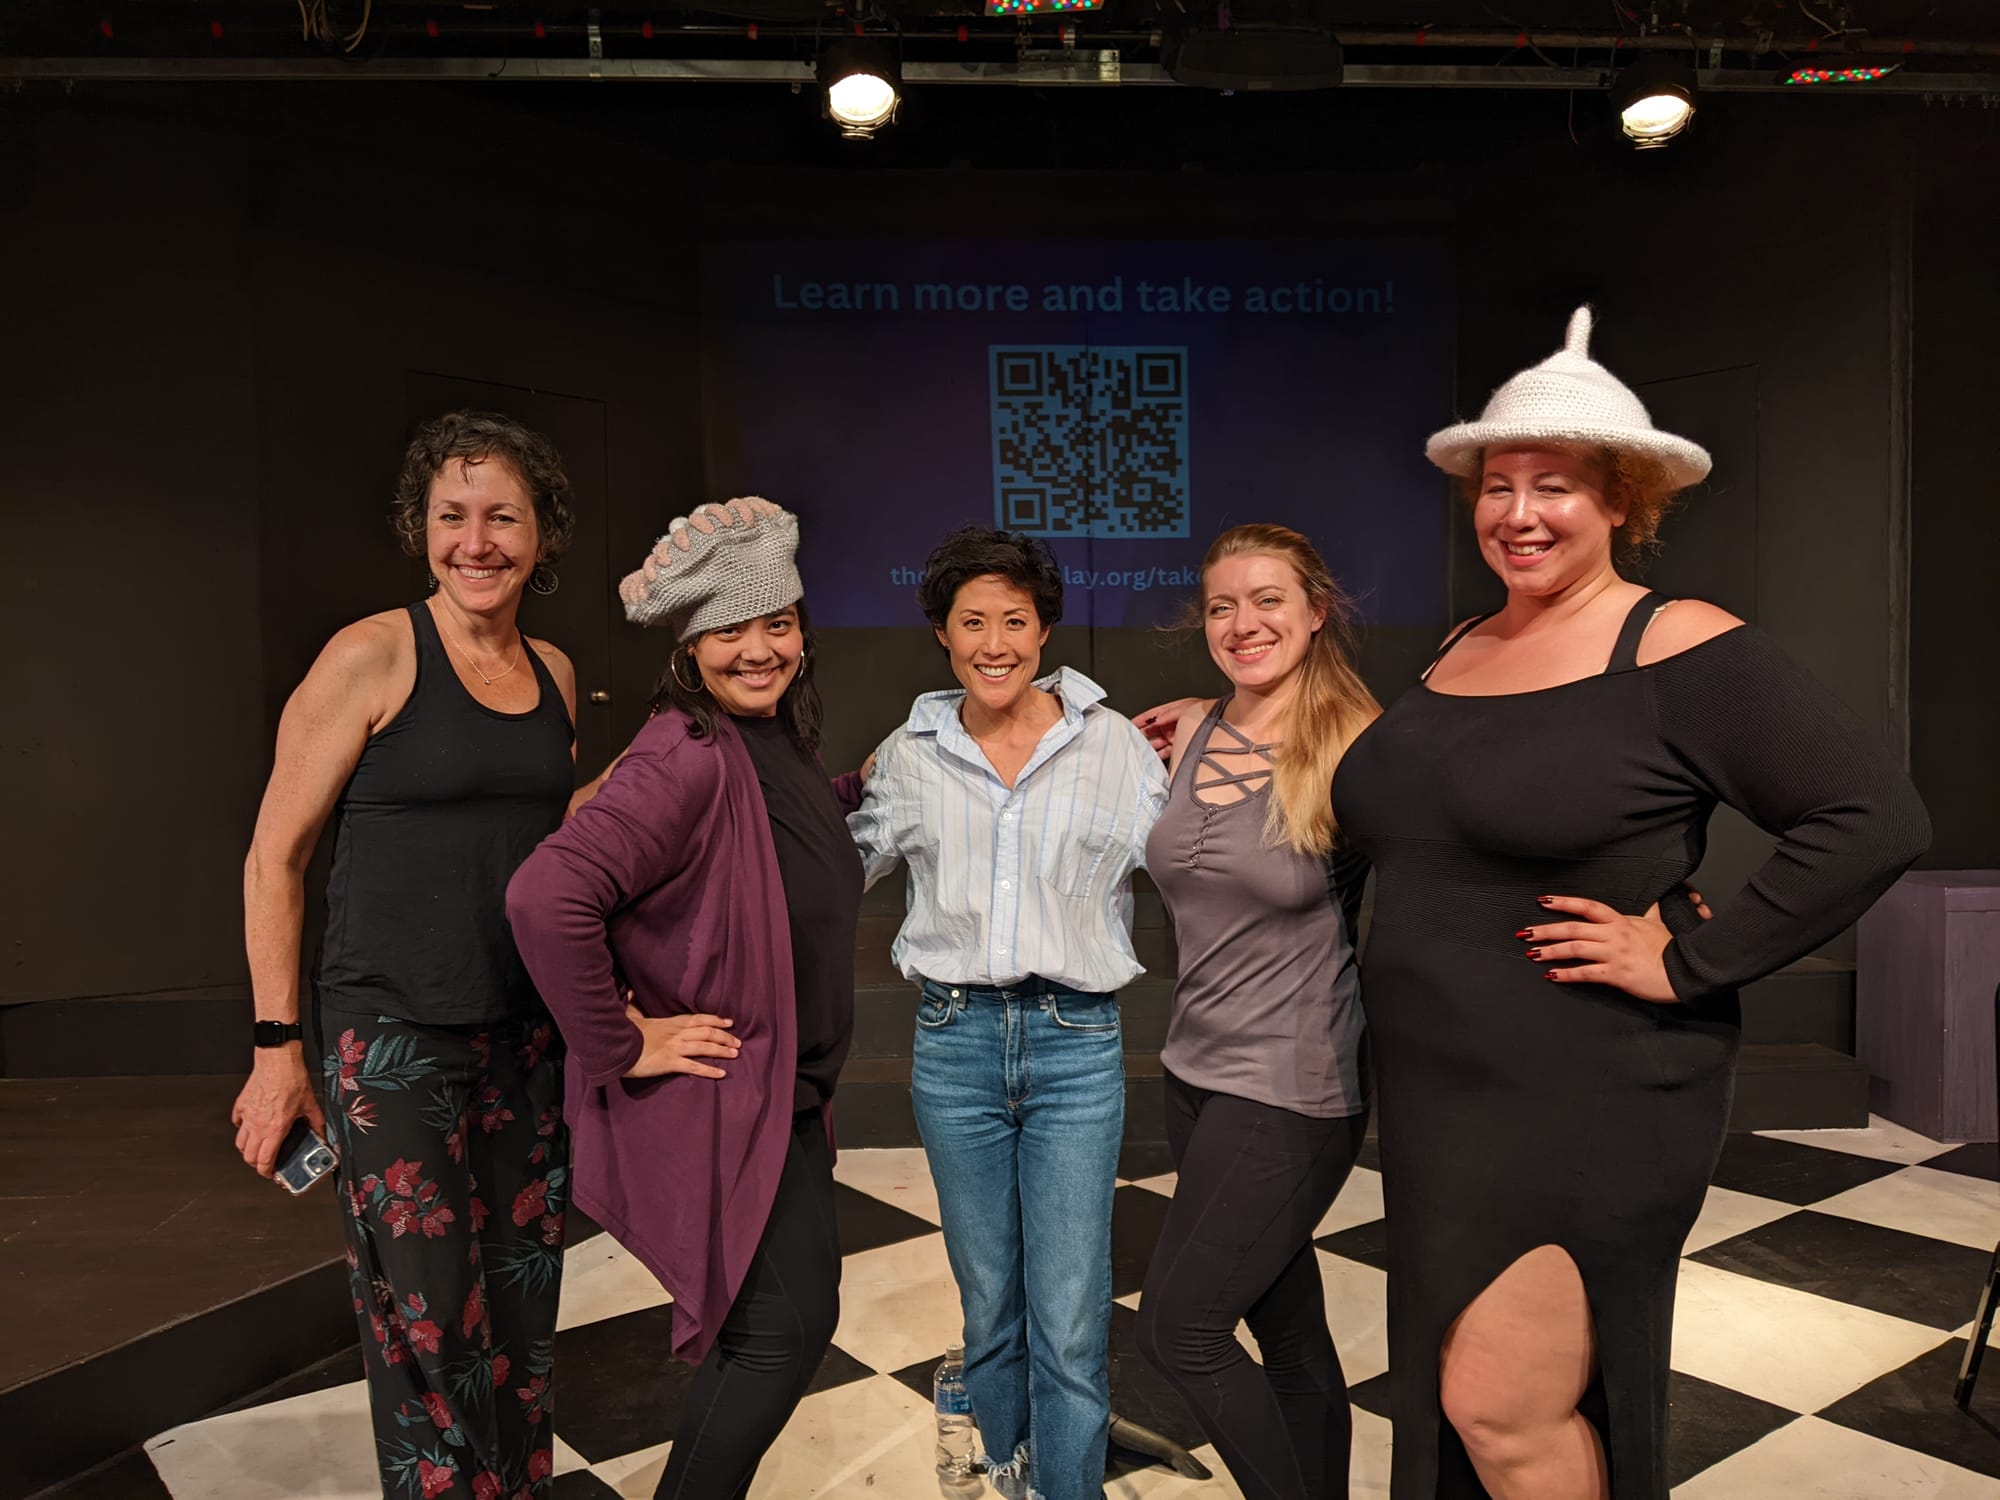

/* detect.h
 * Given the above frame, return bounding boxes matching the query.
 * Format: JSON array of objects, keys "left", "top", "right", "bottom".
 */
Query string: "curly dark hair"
[
  {"left": 914, "top": 526, "right": 1064, "bottom": 631},
  {"left": 391, "top": 410, "right": 577, "bottom": 564},
  {"left": 644, "top": 601, "right": 825, "bottom": 756}
]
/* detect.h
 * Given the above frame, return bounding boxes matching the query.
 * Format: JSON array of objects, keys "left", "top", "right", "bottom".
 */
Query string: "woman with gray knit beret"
[{"left": 508, "top": 499, "right": 867, "bottom": 1500}]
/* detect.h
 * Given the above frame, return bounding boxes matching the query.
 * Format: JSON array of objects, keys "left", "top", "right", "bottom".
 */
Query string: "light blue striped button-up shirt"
[{"left": 848, "top": 667, "right": 1170, "bottom": 995}]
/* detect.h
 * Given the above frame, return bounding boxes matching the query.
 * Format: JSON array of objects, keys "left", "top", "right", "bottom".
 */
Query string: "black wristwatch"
[{"left": 253, "top": 1020, "right": 305, "bottom": 1048}]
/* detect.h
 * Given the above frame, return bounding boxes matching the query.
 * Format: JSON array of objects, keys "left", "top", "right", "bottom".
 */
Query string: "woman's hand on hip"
[
  {"left": 623, "top": 1005, "right": 739, "bottom": 1080},
  {"left": 1521, "top": 896, "right": 1680, "bottom": 1003},
  {"left": 231, "top": 1048, "right": 327, "bottom": 1178}
]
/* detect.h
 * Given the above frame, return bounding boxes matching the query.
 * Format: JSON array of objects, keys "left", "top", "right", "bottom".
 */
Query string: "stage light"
[
  {"left": 1613, "top": 60, "right": 1697, "bottom": 149},
  {"left": 817, "top": 39, "right": 900, "bottom": 139},
  {"left": 985, "top": 0, "right": 1104, "bottom": 15}
]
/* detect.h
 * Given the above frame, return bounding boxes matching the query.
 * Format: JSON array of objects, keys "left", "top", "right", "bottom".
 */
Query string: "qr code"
[{"left": 989, "top": 346, "right": 1190, "bottom": 539}]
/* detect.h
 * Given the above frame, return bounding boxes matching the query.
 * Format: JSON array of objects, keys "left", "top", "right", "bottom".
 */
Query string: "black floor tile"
[
  {"left": 1117, "top": 1140, "right": 1177, "bottom": 1182},
  {"left": 1354, "top": 1137, "right": 1382, "bottom": 1174},
  {"left": 1690, "top": 1210, "right": 1993, "bottom": 1331},
  {"left": 1315, "top": 1218, "right": 1390, "bottom": 1273},
  {"left": 1347, "top": 1370, "right": 1392, "bottom": 1419},
  {"left": 1104, "top": 1301, "right": 1207, "bottom": 1461},
  {"left": 1664, "top": 1371, "right": 1799, "bottom": 1489},
  {"left": 555, "top": 1302, "right": 875, "bottom": 1465},
  {"left": 1925, "top": 1143, "right": 2000, "bottom": 1185},
  {"left": 1110, "top": 1184, "right": 1173, "bottom": 1301},
  {"left": 802, "top": 1341, "right": 878, "bottom": 1399},
  {"left": 550, "top": 1471, "right": 624, "bottom": 1499},
  {"left": 833, "top": 1181, "right": 936, "bottom": 1257},
  {"left": 1818, "top": 1337, "right": 2000, "bottom": 1480},
  {"left": 888, "top": 1351, "right": 950, "bottom": 1406},
  {"left": 554, "top": 1304, "right": 691, "bottom": 1463},
  {"left": 1707, "top": 1133, "right": 1906, "bottom": 1205}
]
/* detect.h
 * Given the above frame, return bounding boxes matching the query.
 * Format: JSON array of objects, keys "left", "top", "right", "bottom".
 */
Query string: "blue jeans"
[{"left": 911, "top": 978, "right": 1124, "bottom": 1500}]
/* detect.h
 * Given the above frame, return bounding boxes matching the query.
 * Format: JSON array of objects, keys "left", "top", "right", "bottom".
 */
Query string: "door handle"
[{"left": 587, "top": 690, "right": 612, "bottom": 705}]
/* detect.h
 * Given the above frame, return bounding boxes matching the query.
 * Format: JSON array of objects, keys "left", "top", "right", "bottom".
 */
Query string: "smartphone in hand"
[{"left": 274, "top": 1119, "right": 338, "bottom": 1196}]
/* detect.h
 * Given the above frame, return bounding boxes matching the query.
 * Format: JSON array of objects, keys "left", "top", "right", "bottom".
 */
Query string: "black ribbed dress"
[{"left": 1329, "top": 593, "right": 1930, "bottom": 1499}]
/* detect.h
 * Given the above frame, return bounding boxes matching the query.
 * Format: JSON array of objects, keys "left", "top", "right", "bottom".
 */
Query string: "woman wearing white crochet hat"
[
  {"left": 508, "top": 498, "right": 867, "bottom": 1500},
  {"left": 1329, "top": 308, "right": 1930, "bottom": 1499}
]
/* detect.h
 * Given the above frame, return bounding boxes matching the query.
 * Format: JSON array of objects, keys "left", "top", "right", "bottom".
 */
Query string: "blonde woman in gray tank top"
[{"left": 1133, "top": 525, "right": 1380, "bottom": 1500}]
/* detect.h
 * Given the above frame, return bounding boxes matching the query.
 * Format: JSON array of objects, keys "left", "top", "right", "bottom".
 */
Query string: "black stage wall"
[{"left": 2, "top": 83, "right": 1993, "bottom": 1062}]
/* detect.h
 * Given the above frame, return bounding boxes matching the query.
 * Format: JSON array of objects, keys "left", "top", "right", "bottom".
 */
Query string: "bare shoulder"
[
  {"left": 311, "top": 611, "right": 412, "bottom": 690},
  {"left": 527, "top": 636, "right": 577, "bottom": 687},
  {"left": 1637, "top": 598, "right": 1746, "bottom": 666},
  {"left": 1166, "top": 697, "right": 1218, "bottom": 774},
  {"left": 1437, "top": 615, "right": 1484, "bottom": 648}
]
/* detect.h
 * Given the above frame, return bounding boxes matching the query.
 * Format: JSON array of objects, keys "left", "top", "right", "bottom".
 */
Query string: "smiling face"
[
  {"left": 1202, "top": 552, "right": 1326, "bottom": 693},
  {"left": 936, "top": 574, "right": 1049, "bottom": 715},
  {"left": 426, "top": 458, "right": 542, "bottom": 617},
  {"left": 692, "top": 606, "right": 804, "bottom": 717},
  {"left": 1473, "top": 446, "right": 1626, "bottom": 597}
]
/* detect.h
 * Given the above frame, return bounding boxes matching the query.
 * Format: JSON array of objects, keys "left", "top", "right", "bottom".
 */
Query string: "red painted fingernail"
[
  {"left": 1545, "top": 969, "right": 1560, "bottom": 980},
  {"left": 1515, "top": 929, "right": 1535, "bottom": 940},
  {"left": 1538, "top": 895, "right": 1555, "bottom": 906},
  {"left": 1524, "top": 948, "right": 1542, "bottom": 960}
]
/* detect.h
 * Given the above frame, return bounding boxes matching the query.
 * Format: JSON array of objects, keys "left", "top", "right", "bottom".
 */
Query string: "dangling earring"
[
  {"left": 529, "top": 564, "right": 559, "bottom": 596},
  {"left": 669, "top": 650, "right": 704, "bottom": 695},
  {"left": 427, "top": 572, "right": 439, "bottom": 594}
]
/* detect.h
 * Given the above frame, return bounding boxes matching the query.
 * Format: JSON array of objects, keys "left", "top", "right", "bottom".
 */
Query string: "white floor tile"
[
  {"left": 552, "top": 1432, "right": 592, "bottom": 1476},
  {"left": 1759, "top": 1116, "right": 1954, "bottom": 1168},
  {"left": 1815, "top": 1165, "right": 2000, "bottom": 1252},
  {"left": 830, "top": 1230, "right": 966, "bottom": 1376},
  {"left": 1669, "top": 1262, "right": 1953, "bottom": 1413},
  {"left": 1350, "top": 1405, "right": 1394, "bottom": 1499},
  {"left": 834, "top": 1147, "right": 944, "bottom": 1227},
  {"left": 748, "top": 1373, "right": 938, "bottom": 1497},
  {"left": 1670, "top": 1414, "right": 2000, "bottom": 1498},
  {"left": 1314, "top": 1167, "right": 1385, "bottom": 1239},
  {"left": 147, "top": 1379, "right": 378, "bottom": 1499},
  {"left": 1108, "top": 1443, "right": 1248, "bottom": 1498},
  {"left": 558, "top": 1234, "right": 673, "bottom": 1332},
  {"left": 1682, "top": 1183, "right": 1801, "bottom": 1255},
  {"left": 591, "top": 1438, "right": 672, "bottom": 1497},
  {"left": 1130, "top": 1172, "right": 1178, "bottom": 1199}
]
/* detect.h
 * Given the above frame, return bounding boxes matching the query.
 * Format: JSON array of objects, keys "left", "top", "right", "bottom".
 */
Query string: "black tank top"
[{"left": 314, "top": 603, "right": 574, "bottom": 1025}]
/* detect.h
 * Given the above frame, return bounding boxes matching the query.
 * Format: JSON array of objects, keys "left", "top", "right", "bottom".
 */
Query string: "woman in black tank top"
[{"left": 230, "top": 412, "right": 581, "bottom": 1498}]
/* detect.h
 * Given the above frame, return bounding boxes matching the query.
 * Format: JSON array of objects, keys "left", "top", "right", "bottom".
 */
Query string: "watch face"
[{"left": 254, "top": 1021, "right": 300, "bottom": 1047}]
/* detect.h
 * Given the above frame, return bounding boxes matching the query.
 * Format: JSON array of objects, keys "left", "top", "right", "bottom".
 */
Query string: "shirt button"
[
  {"left": 1000, "top": 881, "right": 1011, "bottom": 890},
  {"left": 1003, "top": 813, "right": 1014, "bottom": 820}
]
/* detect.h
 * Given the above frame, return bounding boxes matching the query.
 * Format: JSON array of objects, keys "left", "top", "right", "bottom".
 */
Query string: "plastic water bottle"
[{"left": 934, "top": 1342, "right": 981, "bottom": 1496}]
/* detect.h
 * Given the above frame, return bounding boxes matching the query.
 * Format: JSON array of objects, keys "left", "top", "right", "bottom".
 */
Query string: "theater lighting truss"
[
  {"left": 1613, "top": 58, "right": 1698, "bottom": 148},
  {"left": 817, "top": 37, "right": 901, "bottom": 139}
]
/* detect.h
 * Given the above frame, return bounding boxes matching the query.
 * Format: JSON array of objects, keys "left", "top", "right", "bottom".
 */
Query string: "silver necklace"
[{"left": 431, "top": 603, "right": 522, "bottom": 686}]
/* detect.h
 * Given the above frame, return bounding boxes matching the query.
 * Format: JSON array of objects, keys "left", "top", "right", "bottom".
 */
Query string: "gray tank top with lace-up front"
[{"left": 1144, "top": 697, "right": 1367, "bottom": 1118}]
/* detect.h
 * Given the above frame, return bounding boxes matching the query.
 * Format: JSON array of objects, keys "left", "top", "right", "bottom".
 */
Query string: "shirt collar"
[{"left": 907, "top": 665, "right": 1108, "bottom": 737}]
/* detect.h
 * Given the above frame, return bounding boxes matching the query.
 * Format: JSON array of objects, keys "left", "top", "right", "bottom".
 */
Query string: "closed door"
[{"left": 404, "top": 372, "right": 618, "bottom": 782}]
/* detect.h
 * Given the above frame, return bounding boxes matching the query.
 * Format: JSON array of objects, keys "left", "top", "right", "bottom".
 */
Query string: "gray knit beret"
[{"left": 616, "top": 498, "right": 804, "bottom": 641}]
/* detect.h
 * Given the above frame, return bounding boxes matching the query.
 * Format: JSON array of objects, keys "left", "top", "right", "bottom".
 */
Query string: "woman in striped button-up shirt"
[{"left": 848, "top": 527, "right": 1168, "bottom": 1500}]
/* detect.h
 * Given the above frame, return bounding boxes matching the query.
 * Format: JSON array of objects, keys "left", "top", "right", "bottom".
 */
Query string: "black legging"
[
  {"left": 654, "top": 1109, "right": 842, "bottom": 1500},
  {"left": 1135, "top": 1070, "right": 1368, "bottom": 1500}
]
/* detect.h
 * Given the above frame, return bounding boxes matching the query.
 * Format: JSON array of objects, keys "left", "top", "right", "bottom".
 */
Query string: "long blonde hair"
[{"left": 1198, "top": 525, "right": 1380, "bottom": 857}]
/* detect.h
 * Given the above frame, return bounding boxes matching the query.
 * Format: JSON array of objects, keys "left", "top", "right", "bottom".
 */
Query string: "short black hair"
[{"left": 915, "top": 527, "right": 1064, "bottom": 630}]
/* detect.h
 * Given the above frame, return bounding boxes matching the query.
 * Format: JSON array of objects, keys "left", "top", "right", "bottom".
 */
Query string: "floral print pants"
[{"left": 319, "top": 1003, "right": 569, "bottom": 1500}]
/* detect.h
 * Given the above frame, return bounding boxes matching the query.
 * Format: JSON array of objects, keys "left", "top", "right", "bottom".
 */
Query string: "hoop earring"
[
  {"left": 669, "top": 650, "right": 704, "bottom": 696},
  {"left": 529, "top": 564, "right": 559, "bottom": 596}
]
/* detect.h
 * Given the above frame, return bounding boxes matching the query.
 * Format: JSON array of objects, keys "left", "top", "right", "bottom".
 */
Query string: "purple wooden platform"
[{"left": 1858, "top": 871, "right": 2000, "bottom": 1143}]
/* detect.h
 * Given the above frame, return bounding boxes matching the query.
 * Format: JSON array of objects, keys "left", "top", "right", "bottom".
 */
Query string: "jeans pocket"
[
  {"left": 916, "top": 983, "right": 961, "bottom": 1031},
  {"left": 1047, "top": 992, "right": 1120, "bottom": 1033}
]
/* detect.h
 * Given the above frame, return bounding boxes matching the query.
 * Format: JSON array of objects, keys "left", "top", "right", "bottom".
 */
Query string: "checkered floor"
[{"left": 143, "top": 1117, "right": 2000, "bottom": 1498}]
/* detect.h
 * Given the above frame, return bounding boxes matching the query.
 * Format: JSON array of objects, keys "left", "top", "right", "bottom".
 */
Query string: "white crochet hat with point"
[
  {"left": 617, "top": 497, "right": 803, "bottom": 641},
  {"left": 1425, "top": 306, "right": 1712, "bottom": 489}
]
